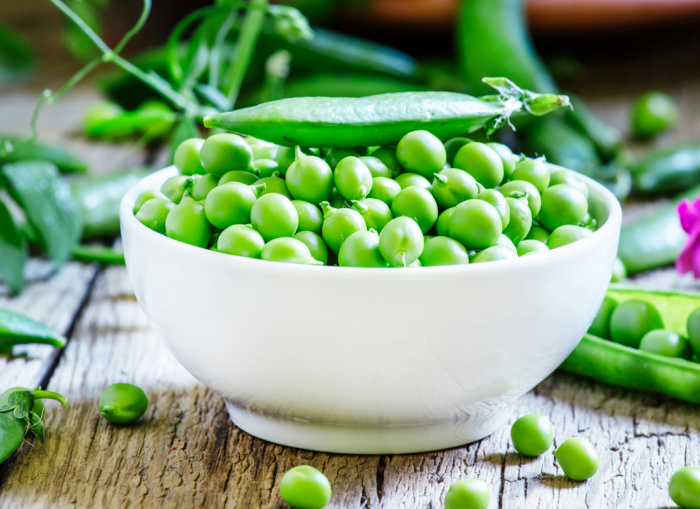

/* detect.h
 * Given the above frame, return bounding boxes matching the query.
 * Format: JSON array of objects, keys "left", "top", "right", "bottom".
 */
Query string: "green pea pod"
[
  {"left": 69, "top": 169, "right": 152, "bottom": 239},
  {"left": 204, "top": 79, "right": 570, "bottom": 147},
  {"left": 633, "top": 144, "right": 700, "bottom": 196},
  {"left": 0, "top": 412, "right": 25, "bottom": 463},
  {"left": 71, "top": 245, "right": 125, "bottom": 265},
  {"left": 561, "top": 286, "right": 700, "bottom": 404},
  {"left": 281, "top": 73, "right": 423, "bottom": 99},
  {"left": 565, "top": 95, "right": 623, "bottom": 162},
  {"left": 617, "top": 183, "right": 700, "bottom": 274},
  {"left": 0, "top": 308, "right": 66, "bottom": 352},
  {"left": 0, "top": 136, "right": 87, "bottom": 174}
]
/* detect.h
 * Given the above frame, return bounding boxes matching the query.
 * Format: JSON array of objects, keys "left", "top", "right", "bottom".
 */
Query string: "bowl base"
[{"left": 225, "top": 402, "right": 509, "bottom": 454}]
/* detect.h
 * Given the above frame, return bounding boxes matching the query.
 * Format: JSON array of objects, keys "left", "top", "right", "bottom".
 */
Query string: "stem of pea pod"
[
  {"left": 223, "top": 0, "right": 269, "bottom": 107},
  {"left": 29, "top": 390, "right": 68, "bottom": 407}
]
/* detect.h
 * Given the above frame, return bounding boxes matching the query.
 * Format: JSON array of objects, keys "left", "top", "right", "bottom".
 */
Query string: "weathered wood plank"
[{"left": 1, "top": 265, "right": 699, "bottom": 508}]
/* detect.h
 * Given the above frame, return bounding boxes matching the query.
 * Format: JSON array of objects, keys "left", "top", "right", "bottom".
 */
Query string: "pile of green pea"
[
  {"left": 133, "top": 129, "right": 599, "bottom": 267},
  {"left": 589, "top": 298, "right": 700, "bottom": 362}
]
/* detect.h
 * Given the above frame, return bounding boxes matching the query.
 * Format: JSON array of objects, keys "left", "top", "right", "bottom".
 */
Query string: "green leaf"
[
  {"left": 0, "top": 199, "right": 27, "bottom": 294},
  {"left": 2, "top": 161, "right": 82, "bottom": 266},
  {"left": 0, "top": 23, "right": 39, "bottom": 85},
  {"left": 8, "top": 391, "right": 33, "bottom": 421},
  {"left": 0, "top": 136, "right": 87, "bottom": 174}
]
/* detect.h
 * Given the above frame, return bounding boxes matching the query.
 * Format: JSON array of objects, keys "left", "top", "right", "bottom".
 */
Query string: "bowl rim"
[{"left": 120, "top": 163, "right": 622, "bottom": 278}]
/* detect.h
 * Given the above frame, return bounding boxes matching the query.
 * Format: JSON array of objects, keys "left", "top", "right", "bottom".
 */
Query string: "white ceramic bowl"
[{"left": 121, "top": 165, "right": 621, "bottom": 454}]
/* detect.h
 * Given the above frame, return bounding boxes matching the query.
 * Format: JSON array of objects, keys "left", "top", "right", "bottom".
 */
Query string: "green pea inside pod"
[
  {"left": 135, "top": 198, "right": 174, "bottom": 234},
  {"left": 453, "top": 142, "right": 504, "bottom": 189},
  {"left": 547, "top": 225, "right": 592, "bottom": 249},
  {"left": 292, "top": 200, "right": 324, "bottom": 234},
  {"left": 217, "top": 224, "right": 265, "bottom": 259},
  {"left": 286, "top": 148, "right": 333, "bottom": 204},
  {"left": 160, "top": 175, "right": 192, "bottom": 204},
  {"left": 502, "top": 197, "right": 532, "bottom": 245},
  {"left": 391, "top": 186, "right": 438, "bottom": 234},
  {"left": 378, "top": 216, "right": 424, "bottom": 267},
  {"left": 359, "top": 156, "right": 392, "bottom": 179},
  {"left": 133, "top": 190, "right": 169, "bottom": 214},
  {"left": 190, "top": 173, "right": 218, "bottom": 201},
  {"left": 253, "top": 158, "right": 280, "bottom": 178},
  {"left": 687, "top": 307, "right": 700, "bottom": 358},
  {"left": 334, "top": 156, "right": 373, "bottom": 201},
  {"left": 394, "top": 172, "right": 432, "bottom": 191},
  {"left": 174, "top": 138, "right": 206, "bottom": 176},
  {"left": 448, "top": 199, "right": 502, "bottom": 250},
  {"left": 511, "top": 157, "right": 550, "bottom": 193},
  {"left": 338, "top": 230, "right": 388, "bottom": 268},
  {"left": 165, "top": 200, "right": 212, "bottom": 248},
  {"left": 219, "top": 170, "right": 260, "bottom": 186},
  {"left": 294, "top": 231, "right": 329, "bottom": 265},
  {"left": 352, "top": 198, "right": 393, "bottom": 233},
  {"left": 320, "top": 201, "right": 367, "bottom": 254},
  {"left": 200, "top": 133, "right": 254, "bottom": 179},
  {"left": 639, "top": 329, "right": 692, "bottom": 359},
  {"left": 204, "top": 182, "right": 261, "bottom": 230},
  {"left": 538, "top": 184, "right": 588, "bottom": 232},
  {"left": 324, "top": 147, "right": 359, "bottom": 169},
  {"left": 257, "top": 176, "right": 292, "bottom": 199},
  {"left": 251, "top": 193, "right": 299, "bottom": 242},
  {"left": 396, "top": 130, "right": 446, "bottom": 178},
  {"left": 262, "top": 237, "right": 322, "bottom": 265},
  {"left": 609, "top": 299, "right": 663, "bottom": 349},
  {"left": 431, "top": 168, "right": 479, "bottom": 208},
  {"left": 471, "top": 245, "right": 518, "bottom": 264},
  {"left": 419, "top": 236, "right": 469, "bottom": 266},
  {"left": 99, "top": 383, "right": 149, "bottom": 425},
  {"left": 370, "top": 147, "right": 402, "bottom": 176},
  {"left": 368, "top": 177, "right": 401, "bottom": 206},
  {"left": 499, "top": 180, "right": 541, "bottom": 217},
  {"left": 517, "top": 239, "right": 549, "bottom": 257},
  {"left": 477, "top": 189, "right": 510, "bottom": 229}
]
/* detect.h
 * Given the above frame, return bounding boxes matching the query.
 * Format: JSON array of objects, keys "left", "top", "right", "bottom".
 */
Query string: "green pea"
[
  {"left": 538, "top": 184, "right": 588, "bottom": 232},
  {"left": 244, "top": 135, "right": 273, "bottom": 150},
  {"left": 588, "top": 296, "right": 619, "bottom": 339},
  {"left": 436, "top": 207, "right": 455, "bottom": 237},
  {"left": 204, "top": 183, "right": 258, "bottom": 229},
  {"left": 517, "top": 239, "right": 549, "bottom": 257},
  {"left": 287, "top": 153, "right": 333, "bottom": 204},
  {"left": 496, "top": 234, "right": 517, "bottom": 253},
  {"left": 431, "top": 168, "right": 479, "bottom": 208},
  {"left": 394, "top": 172, "right": 432, "bottom": 190},
  {"left": 276, "top": 146, "right": 299, "bottom": 176},
  {"left": 453, "top": 142, "right": 504, "bottom": 189},
  {"left": 353, "top": 198, "right": 393, "bottom": 233},
  {"left": 631, "top": 91, "right": 678, "bottom": 139},
  {"left": 279, "top": 465, "right": 332, "bottom": 509},
  {"left": 668, "top": 467, "right": 700, "bottom": 509},
  {"left": 262, "top": 237, "right": 318, "bottom": 265},
  {"left": 611, "top": 257, "right": 627, "bottom": 282},
  {"left": 502, "top": 197, "right": 532, "bottom": 245},
  {"left": 510, "top": 414, "right": 554, "bottom": 457},
  {"left": 161, "top": 175, "right": 192, "bottom": 203},
  {"left": 334, "top": 156, "right": 373, "bottom": 201},
  {"left": 499, "top": 180, "right": 542, "bottom": 217},
  {"left": 444, "top": 479, "right": 490, "bottom": 509},
  {"left": 320, "top": 202, "right": 367, "bottom": 254},
  {"left": 609, "top": 299, "right": 664, "bottom": 349},
  {"left": 133, "top": 190, "right": 168, "bottom": 214},
  {"left": 443, "top": 137, "right": 473, "bottom": 166},
  {"left": 547, "top": 225, "right": 592, "bottom": 249},
  {"left": 165, "top": 200, "right": 212, "bottom": 247},
  {"left": 217, "top": 224, "right": 264, "bottom": 258},
  {"left": 553, "top": 437, "right": 600, "bottom": 481},
  {"left": 258, "top": 176, "right": 292, "bottom": 199},
  {"left": 511, "top": 157, "right": 550, "bottom": 193},
  {"left": 368, "top": 177, "right": 401, "bottom": 206},
  {"left": 687, "top": 307, "right": 700, "bottom": 358},
  {"left": 640, "top": 329, "right": 691, "bottom": 358},
  {"left": 325, "top": 147, "right": 359, "bottom": 169},
  {"left": 135, "top": 198, "right": 174, "bottom": 234},
  {"left": 190, "top": 173, "right": 218, "bottom": 201},
  {"left": 174, "top": 138, "right": 206, "bottom": 175},
  {"left": 338, "top": 230, "right": 387, "bottom": 268},
  {"left": 549, "top": 169, "right": 588, "bottom": 198},
  {"left": 378, "top": 216, "right": 424, "bottom": 267},
  {"left": 219, "top": 170, "right": 260, "bottom": 186},
  {"left": 525, "top": 224, "right": 550, "bottom": 243},
  {"left": 477, "top": 189, "right": 510, "bottom": 229},
  {"left": 371, "top": 147, "right": 402, "bottom": 176},
  {"left": 391, "top": 186, "right": 438, "bottom": 234},
  {"left": 448, "top": 200, "right": 502, "bottom": 249},
  {"left": 99, "top": 383, "right": 148, "bottom": 425},
  {"left": 487, "top": 142, "right": 517, "bottom": 180},
  {"left": 200, "top": 133, "right": 254, "bottom": 178},
  {"left": 396, "top": 130, "right": 446, "bottom": 178},
  {"left": 359, "top": 156, "right": 392, "bottom": 179},
  {"left": 292, "top": 200, "right": 323, "bottom": 234},
  {"left": 251, "top": 193, "right": 299, "bottom": 242},
  {"left": 253, "top": 158, "right": 280, "bottom": 178},
  {"left": 471, "top": 245, "right": 517, "bottom": 263},
  {"left": 294, "top": 231, "right": 329, "bottom": 265},
  {"left": 419, "top": 236, "right": 468, "bottom": 266},
  {"left": 329, "top": 188, "right": 350, "bottom": 209},
  {"left": 253, "top": 145, "right": 279, "bottom": 161}
]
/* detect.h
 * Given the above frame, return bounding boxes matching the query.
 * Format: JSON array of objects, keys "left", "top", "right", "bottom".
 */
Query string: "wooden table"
[{"left": 3, "top": 7, "right": 700, "bottom": 508}]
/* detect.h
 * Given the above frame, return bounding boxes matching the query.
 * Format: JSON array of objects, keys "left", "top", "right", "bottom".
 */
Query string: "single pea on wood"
[{"left": 99, "top": 383, "right": 149, "bottom": 425}]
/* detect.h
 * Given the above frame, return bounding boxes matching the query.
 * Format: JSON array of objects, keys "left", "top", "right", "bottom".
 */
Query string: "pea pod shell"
[
  {"left": 0, "top": 412, "right": 25, "bottom": 463},
  {"left": 633, "top": 145, "right": 700, "bottom": 196},
  {"left": 0, "top": 308, "right": 67, "bottom": 350}
]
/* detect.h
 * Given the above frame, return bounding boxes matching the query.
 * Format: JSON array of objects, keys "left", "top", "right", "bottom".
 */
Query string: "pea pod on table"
[
  {"left": 0, "top": 308, "right": 67, "bottom": 354},
  {"left": 632, "top": 144, "right": 700, "bottom": 196},
  {"left": 561, "top": 285, "right": 700, "bottom": 404}
]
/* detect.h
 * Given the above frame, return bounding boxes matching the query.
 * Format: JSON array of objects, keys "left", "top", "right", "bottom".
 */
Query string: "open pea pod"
[{"left": 561, "top": 285, "right": 700, "bottom": 404}]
